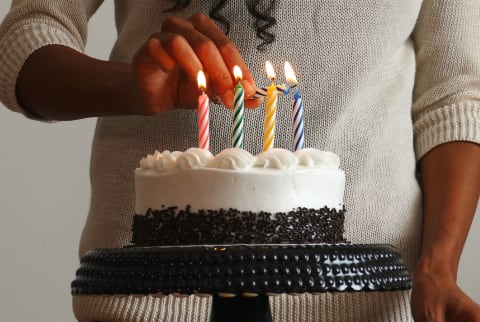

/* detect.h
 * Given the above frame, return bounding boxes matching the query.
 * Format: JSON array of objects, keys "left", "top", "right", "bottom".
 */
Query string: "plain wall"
[{"left": 0, "top": 2, "right": 478, "bottom": 321}]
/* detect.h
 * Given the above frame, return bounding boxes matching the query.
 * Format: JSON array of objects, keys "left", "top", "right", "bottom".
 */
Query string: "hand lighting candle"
[
  {"left": 263, "top": 61, "right": 278, "bottom": 152},
  {"left": 197, "top": 70, "right": 210, "bottom": 150},
  {"left": 232, "top": 66, "right": 244, "bottom": 149},
  {"left": 285, "top": 61, "right": 305, "bottom": 151}
]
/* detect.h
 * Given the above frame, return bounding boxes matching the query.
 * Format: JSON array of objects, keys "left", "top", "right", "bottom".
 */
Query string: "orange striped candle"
[{"left": 263, "top": 61, "right": 278, "bottom": 151}]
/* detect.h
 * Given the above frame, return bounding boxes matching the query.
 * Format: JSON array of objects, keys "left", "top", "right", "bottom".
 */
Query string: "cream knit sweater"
[{"left": 1, "top": 1, "right": 479, "bottom": 321}]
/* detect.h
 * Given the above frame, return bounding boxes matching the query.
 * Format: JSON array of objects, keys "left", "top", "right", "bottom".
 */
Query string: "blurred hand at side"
[{"left": 411, "top": 269, "right": 480, "bottom": 322}]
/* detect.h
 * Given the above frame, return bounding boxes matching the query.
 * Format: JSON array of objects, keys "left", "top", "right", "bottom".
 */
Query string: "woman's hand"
[
  {"left": 17, "top": 14, "right": 261, "bottom": 120},
  {"left": 411, "top": 269, "right": 480, "bottom": 322},
  {"left": 129, "top": 13, "right": 262, "bottom": 115}
]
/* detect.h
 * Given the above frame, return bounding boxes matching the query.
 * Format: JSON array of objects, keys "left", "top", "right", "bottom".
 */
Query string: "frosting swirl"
[
  {"left": 175, "top": 148, "right": 213, "bottom": 169},
  {"left": 254, "top": 148, "right": 298, "bottom": 169},
  {"left": 206, "top": 148, "right": 254, "bottom": 170},
  {"left": 295, "top": 148, "right": 340, "bottom": 168}
]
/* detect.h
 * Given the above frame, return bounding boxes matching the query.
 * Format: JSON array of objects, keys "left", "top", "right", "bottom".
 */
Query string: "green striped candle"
[{"left": 232, "top": 66, "right": 244, "bottom": 149}]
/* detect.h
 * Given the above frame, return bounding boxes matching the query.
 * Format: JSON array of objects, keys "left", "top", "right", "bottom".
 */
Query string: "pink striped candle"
[{"left": 197, "top": 71, "right": 210, "bottom": 150}]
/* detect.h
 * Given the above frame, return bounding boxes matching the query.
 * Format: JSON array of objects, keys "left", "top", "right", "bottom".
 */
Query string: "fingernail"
[{"left": 245, "top": 96, "right": 264, "bottom": 109}]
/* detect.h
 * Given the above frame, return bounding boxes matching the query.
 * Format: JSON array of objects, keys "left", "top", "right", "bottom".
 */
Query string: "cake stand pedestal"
[{"left": 211, "top": 294, "right": 271, "bottom": 322}]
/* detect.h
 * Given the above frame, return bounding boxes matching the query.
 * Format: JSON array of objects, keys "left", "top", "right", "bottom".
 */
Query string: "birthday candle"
[
  {"left": 292, "top": 91, "right": 305, "bottom": 150},
  {"left": 197, "top": 71, "right": 210, "bottom": 150},
  {"left": 232, "top": 66, "right": 245, "bottom": 149},
  {"left": 285, "top": 61, "right": 305, "bottom": 151},
  {"left": 263, "top": 61, "right": 278, "bottom": 151}
]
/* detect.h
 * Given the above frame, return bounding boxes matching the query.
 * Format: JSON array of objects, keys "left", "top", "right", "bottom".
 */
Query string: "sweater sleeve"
[
  {"left": 0, "top": 0, "right": 104, "bottom": 118},
  {"left": 411, "top": 0, "right": 480, "bottom": 160}
]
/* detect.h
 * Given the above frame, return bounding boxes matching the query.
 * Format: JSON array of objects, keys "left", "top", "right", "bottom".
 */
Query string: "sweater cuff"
[
  {"left": 413, "top": 101, "right": 480, "bottom": 160},
  {"left": 0, "top": 21, "right": 83, "bottom": 119}
]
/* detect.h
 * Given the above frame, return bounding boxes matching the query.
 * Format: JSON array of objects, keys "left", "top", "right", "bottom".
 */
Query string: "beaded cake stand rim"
[{"left": 72, "top": 243, "right": 412, "bottom": 296}]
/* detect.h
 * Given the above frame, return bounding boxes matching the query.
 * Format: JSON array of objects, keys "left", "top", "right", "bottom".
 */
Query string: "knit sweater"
[{"left": 1, "top": 1, "right": 479, "bottom": 321}]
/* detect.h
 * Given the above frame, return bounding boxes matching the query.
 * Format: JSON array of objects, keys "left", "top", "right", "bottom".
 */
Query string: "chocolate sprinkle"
[{"left": 131, "top": 206, "right": 347, "bottom": 246}]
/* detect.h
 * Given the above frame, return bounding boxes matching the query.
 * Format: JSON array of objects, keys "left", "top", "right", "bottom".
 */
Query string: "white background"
[{"left": 0, "top": 2, "right": 478, "bottom": 321}]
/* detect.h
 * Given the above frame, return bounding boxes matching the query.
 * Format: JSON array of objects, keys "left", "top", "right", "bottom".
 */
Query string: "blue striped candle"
[
  {"left": 292, "top": 90, "right": 305, "bottom": 151},
  {"left": 284, "top": 61, "right": 304, "bottom": 150}
]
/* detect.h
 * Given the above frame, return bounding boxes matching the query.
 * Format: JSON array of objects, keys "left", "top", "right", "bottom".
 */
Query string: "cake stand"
[{"left": 71, "top": 243, "right": 411, "bottom": 321}]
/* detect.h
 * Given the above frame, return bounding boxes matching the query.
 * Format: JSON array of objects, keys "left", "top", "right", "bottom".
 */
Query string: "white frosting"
[
  {"left": 138, "top": 148, "right": 341, "bottom": 171},
  {"left": 135, "top": 148, "right": 345, "bottom": 214}
]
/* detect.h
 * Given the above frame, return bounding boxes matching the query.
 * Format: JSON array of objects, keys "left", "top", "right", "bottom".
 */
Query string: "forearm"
[
  {"left": 417, "top": 141, "right": 480, "bottom": 279},
  {"left": 16, "top": 45, "right": 134, "bottom": 121},
  {"left": 14, "top": 15, "right": 262, "bottom": 121}
]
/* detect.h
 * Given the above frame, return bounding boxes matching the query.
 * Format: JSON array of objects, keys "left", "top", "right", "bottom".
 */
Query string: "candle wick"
[{"left": 287, "top": 82, "right": 298, "bottom": 90}]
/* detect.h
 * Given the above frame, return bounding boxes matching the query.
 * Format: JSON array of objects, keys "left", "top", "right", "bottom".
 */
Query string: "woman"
[{"left": 0, "top": 1, "right": 479, "bottom": 321}]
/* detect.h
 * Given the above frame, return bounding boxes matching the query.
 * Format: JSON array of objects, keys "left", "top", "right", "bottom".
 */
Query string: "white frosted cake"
[{"left": 132, "top": 147, "right": 347, "bottom": 245}]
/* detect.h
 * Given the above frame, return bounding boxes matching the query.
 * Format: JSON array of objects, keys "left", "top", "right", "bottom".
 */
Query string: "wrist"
[
  {"left": 415, "top": 242, "right": 459, "bottom": 281},
  {"left": 98, "top": 61, "right": 136, "bottom": 115}
]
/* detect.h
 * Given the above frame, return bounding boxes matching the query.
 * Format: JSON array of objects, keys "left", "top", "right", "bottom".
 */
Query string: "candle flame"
[
  {"left": 197, "top": 70, "right": 206, "bottom": 91},
  {"left": 233, "top": 66, "right": 243, "bottom": 82},
  {"left": 265, "top": 61, "right": 276, "bottom": 81},
  {"left": 284, "top": 61, "right": 298, "bottom": 85}
]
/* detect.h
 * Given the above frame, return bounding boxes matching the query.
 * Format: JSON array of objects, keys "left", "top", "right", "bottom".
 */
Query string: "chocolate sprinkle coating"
[
  {"left": 71, "top": 244, "right": 412, "bottom": 295},
  {"left": 131, "top": 206, "right": 346, "bottom": 246}
]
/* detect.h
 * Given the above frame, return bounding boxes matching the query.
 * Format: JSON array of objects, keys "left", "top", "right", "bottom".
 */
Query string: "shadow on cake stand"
[{"left": 71, "top": 244, "right": 411, "bottom": 322}]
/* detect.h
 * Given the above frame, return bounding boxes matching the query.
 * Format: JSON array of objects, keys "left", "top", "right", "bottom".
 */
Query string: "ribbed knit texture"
[
  {"left": 73, "top": 294, "right": 212, "bottom": 322},
  {"left": 1, "top": 1, "right": 480, "bottom": 321},
  {"left": 269, "top": 291, "right": 413, "bottom": 322}
]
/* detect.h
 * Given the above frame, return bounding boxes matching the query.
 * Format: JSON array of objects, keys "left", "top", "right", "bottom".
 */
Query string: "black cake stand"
[{"left": 71, "top": 244, "right": 412, "bottom": 322}]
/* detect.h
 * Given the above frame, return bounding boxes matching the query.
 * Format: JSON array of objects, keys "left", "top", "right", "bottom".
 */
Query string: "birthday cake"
[
  {"left": 72, "top": 147, "right": 412, "bottom": 301},
  {"left": 132, "top": 147, "right": 346, "bottom": 246}
]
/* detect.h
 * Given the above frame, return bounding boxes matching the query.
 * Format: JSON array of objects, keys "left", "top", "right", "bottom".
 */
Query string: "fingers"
[
  {"left": 445, "top": 290, "right": 480, "bottom": 322},
  {"left": 161, "top": 15, "right": 233, "bottom": 107},
  {"left": 148, "top": 33, "right": 203, "bottom": 81},
  {"left": 412, "top": 277, "right": 480, "bottom": 322},
  {"left": 159, "top": 14, "right": 259, "bottom": 108},
  {"left": 143, "top": 14, "right": 262, "bottom": 109},
  {"left": 189, "top": 14, "right": 258, "bottom": 97},
  {"left": 146, "top": 38, "right": 176, "bottom": 73}
]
